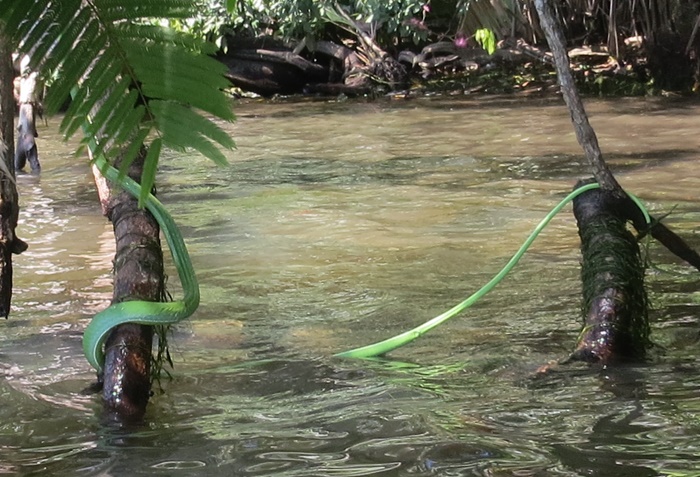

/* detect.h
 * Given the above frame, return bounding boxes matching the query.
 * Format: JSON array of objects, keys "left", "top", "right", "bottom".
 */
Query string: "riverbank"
[{"left": 226, "top": 39, "right": 696, "bottom": 101}]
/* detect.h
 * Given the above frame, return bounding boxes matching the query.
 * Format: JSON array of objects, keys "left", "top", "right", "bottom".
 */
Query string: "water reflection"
[{"left": 1, "top": 97, "right": 700, "bottom": 475}]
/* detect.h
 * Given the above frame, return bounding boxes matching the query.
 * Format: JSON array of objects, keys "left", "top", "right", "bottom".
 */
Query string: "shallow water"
[{"left": 2, "top": 95, "right": 700, "bottom": 476}]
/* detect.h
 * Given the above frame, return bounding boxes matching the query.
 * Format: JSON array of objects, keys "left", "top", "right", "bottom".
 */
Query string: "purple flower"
[{"left": 454, "top": 33, "right": 467, "bottom": 48}]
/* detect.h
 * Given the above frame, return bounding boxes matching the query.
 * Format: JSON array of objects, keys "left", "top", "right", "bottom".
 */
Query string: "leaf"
[
  {"left": 60, "top": 53, "right": 124, "bottom": 137},
  {"left": 45, "top": 20, "right": 103, "bottom": 114},
  {"left": 114, "top": 127, "right": 150, "bottom": 184},
  {"left": 139, "top": 137, "right": 162, "bottom": 207},
  {"left": 474, "top": 28, "right": 497, "bottom": 55},
  {"left": 150, "top": 100, "right": 233, "bottom": 166}
]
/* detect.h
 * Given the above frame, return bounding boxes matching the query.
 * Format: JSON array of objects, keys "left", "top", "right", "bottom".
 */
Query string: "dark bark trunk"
[
  {"left": 95, "top": 149, "right": 164, "bottom": 421},
  {"left": 0, "top": 32, "right": 27, "bottom": 319},
  {"left": 569, "top": 180, "right": 649, "bottom": 363},
  {"left": 0, "top": 36, "right": 12, "bottom": 152}
]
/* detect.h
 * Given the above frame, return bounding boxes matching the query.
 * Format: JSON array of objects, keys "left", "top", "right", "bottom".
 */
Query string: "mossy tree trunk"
[
  {"left": 534, "top": 0, "right": 649, "bottom": 362},
  {"left": 570, "top": 180, "right": 649, "bottom": 363},
  {"left": 535, "top": 0, "right": 700, "bottom": 363}
]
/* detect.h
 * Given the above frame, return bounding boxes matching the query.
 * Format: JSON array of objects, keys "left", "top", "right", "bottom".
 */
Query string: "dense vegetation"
[{"left": 191, "top": 0, "right": 700, "bottom": 95}]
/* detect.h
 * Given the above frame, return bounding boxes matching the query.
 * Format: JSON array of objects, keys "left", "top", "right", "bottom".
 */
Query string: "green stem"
[{"left": 335, "top": 183, "right": 650, "bottom": 359}]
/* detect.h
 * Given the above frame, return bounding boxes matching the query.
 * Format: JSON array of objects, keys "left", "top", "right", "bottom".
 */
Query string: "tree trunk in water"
[
  {"left": 14, "top": 55, "right": 40, "bottom": 174},
  {"left": 0, "top": 32, "right": 27, "bottom": 318},
  {"left": 569, "top": 180, "right": 649, "bottom": 363},
  {"left": 533, "top": 0, "right": 700, "bottom": 362},
  {"left": 95, "top": 148, "right": 164, "bottom": 420},
  {"left": 534, "top": 0, "right": 648, "bottom": 361}
]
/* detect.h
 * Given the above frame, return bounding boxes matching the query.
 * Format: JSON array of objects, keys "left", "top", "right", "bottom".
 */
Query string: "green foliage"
[
  {"left": 473, "top": 27, "right": 495, "bottom": 54},
  {"left": 0, "top": 0, "right": 235, "bottom": 204},
  {"left": 177, "top": 0, "right": 432, "bottom": 48},
  {"left": 341, "top": 0, "right": 432, "bottom": 45},
  {"left": 168, "top": 0, "right": 235, "bottom": 51}
]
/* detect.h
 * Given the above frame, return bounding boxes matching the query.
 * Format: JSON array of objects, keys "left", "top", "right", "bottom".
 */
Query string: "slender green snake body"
[
  {"left": 81, "top": 169, "right": 647, "bottom": 369},
  {"left": 335, "top": 183, "right": 650, "bottom": 359},
  {"left": 83, "top": 155, "right": 200, "bottom": 374}
]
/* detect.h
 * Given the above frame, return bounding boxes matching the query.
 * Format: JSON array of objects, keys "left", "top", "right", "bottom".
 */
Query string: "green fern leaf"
[
  {"left": 88, "top": 86, "right": 139, "bottom": 160},
  {"left": 139, "top": 137, "right": 162, "bottom": 206},
  {"left": 122, "top": 40, "right": 233, "bottom": 119},
  {"left": 0, "top": 0, "right": 26, "bottom": 29},
  {"left": 60, "top": 54, "right": 124, "bottom": 137},
  {"left": 112, "top": 128, "right": 151, "bottom": 183},
  {"left": 7, "top": 1, "right": 48, "bottom": 47},
  {"left": 84, "top": 77, "right": 133, "bottom": 137},
  {"left": 45, "top": 21, "right": 103, "bottom": 114},
  {"left": 102, "top": 90, "right": 143, "bottom": 143},
  {"left": 151, "top": 101, "right": 232, "bottom": 166},
  {"left": 26, "top": 1, "right": 84, "bottom": 73},
  {"left": 151, "top": 100, "right": 235, "bottom": 150},
  {"left": 112, "top": 106, "right": 147, "bottom": 149}
]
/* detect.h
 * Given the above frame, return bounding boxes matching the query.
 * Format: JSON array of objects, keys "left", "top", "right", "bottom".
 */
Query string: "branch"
[
  {"left": 534, "top": 0, "right": 700, "bottom": 270},
  {"left": 533, "top": 0, "right": 623, "bottom": 196}
]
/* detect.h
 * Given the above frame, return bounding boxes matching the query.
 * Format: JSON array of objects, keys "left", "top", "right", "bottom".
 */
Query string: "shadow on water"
[{"left": 550, "top": 366, "right": 674, "bottom": 477}]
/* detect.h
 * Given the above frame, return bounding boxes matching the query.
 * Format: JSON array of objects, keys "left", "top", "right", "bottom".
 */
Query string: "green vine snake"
[
  {"left": 81, "top": 167, "right": 649, "bottom": 370},
  {"left": 82, "top": 155, "right": 200, "bottom": 374},
  {"left": 335, "top": 182, "right": 651, "bottom": 359}
]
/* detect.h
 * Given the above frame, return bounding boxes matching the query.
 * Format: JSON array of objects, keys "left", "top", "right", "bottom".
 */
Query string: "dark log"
[
  {"left": 312, "top": 41, "right": 358, "bottom": 67},
  {"left": 310, "top": 41, "right": 367, "bottom": 86},
  {"left": 220, "top": 54, "right": 316, "bottom": 96},
  {"left": 229, "top": 49, "right": 326, "bottom": 76},
  {"left": 569, "top": 179, "right": 649, "bottom": 363},
  {"left": 534, "top": 0, "right": 700, "bottom": 363},
  {"left": 632, "top": 217, "right": 700, "bottom": 273},
  {"left": 96, "top": 149, "right": 164, "bottom": 420}
]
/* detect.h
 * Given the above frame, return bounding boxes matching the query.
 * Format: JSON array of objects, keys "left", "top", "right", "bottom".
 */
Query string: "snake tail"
[{"left": 335, "top": 182, "right": 650, "bottom": 359}]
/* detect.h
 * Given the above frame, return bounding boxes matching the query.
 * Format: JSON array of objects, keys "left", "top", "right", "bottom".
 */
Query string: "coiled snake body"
[{"left": 83, "top": 155, "right": 200, "bottom": 374}]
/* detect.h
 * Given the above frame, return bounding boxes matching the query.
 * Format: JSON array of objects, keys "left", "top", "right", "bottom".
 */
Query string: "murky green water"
[{"left": 2, "top": 96, "right": 700, "bottom": 476}]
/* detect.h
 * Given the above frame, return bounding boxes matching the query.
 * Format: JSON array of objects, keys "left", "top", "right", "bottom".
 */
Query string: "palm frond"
[
  {"left": 0, "top": 0, "right": 235, "bottom": 199},
  {"left": 151, "top": 100, "right": 232, "bottom": 166}
]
